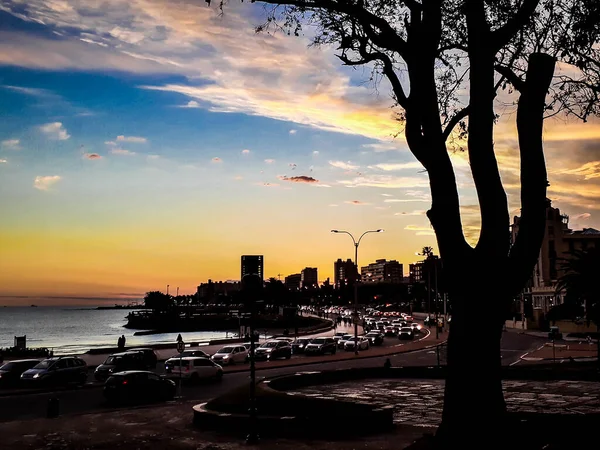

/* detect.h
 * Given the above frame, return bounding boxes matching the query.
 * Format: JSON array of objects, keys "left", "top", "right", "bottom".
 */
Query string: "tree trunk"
[{"left": 436, "top": 264, "right": 508, "bottom": 448}]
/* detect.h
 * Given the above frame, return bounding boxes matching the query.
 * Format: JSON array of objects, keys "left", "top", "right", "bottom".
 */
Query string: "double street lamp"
[{"left": 331, "top": 229, "right": 384, "bottom": 355}]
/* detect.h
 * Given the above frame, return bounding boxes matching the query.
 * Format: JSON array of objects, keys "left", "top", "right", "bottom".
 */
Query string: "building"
[
  {"left": 300, "top": 267, "right": 318, "bottom": 289},
  {"left": 360, "top": 259, "right": 404, "bottom": 283},
  {"left": 334, "top": 258, "right": 358, "bottom": 288},
  {"left": 197, "top": 280, "right": 241, "bottom": 299},
  {"left": 409, "top": 263, "right": 424, "bottom": 284},
  {"left": 512, "top": 199, "right": 600, "bottom": 321},
  {"left": 241, "top": 255, "right": 263, "bottom": 282},
  {"left": 284, "top": 273, "right": 302, "bottom": 291}
]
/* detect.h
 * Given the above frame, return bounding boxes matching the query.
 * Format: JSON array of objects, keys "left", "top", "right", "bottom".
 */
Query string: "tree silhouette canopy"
[{"left": 212, "top": 0, "right": 600, "bottom": 445}]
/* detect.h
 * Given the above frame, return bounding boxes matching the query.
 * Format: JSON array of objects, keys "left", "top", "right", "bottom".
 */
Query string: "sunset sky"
[{"left": 1, "top": 1, "right": 600, "bottom": 305}]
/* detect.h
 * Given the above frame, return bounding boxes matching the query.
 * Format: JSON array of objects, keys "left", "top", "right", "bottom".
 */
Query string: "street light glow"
[
  {"left": 331, "top": 230, "right": 339, "bottom": 233},
  {"left": 377, "top": 229, "right": 384, "bottom": 232}
]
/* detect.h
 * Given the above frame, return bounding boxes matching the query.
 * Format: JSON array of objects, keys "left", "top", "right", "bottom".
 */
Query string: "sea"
[{"left": 0, "top": 307, "right": 233, "bottom": 355}]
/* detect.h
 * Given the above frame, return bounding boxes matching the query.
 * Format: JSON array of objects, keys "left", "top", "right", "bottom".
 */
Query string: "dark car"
[
  {"left": 127, "top": 348, "right": 158, "bottom": 369},
  {"left": 304, "top": 337, "right": 337, "bottom": 355},
  {"left": 291, "top": 338, "right": 311, "bottom": 354},
  {"left": 164, "top": 350, "right": 210, "bottom": 373},
  {"left": 365, "top": 331, "right": 384, "bottom": 346},
  {"left": 254, "top": 341, "right": 292, "bottom": 361},
  {"left": 398, "top": 327, "right": 414, "bottom": 340},
  {"left": 21, "top": 356, "right": 88, "bottom": 386},
  {"left": 103, "top": 371, "right": 176, "bottom": 404},
  {"left": 94, "top": 352, "right": 146, "bottom": 381},
  {"left": 0, "top": 359, "right": 40, "bottom": 387}
]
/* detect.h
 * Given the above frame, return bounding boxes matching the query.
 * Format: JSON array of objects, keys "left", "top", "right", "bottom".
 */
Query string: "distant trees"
[{"left": 143, "top": 291, "right": 174, "bottom": 312}]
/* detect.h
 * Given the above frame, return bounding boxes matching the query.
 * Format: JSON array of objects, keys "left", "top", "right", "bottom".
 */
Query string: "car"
[
  {"left": 344, "top": 337, "right": 370, "bottom": 351},
  {"left": 164, "top": 350, "right": 210, "bottom": 373},
  {"left": 404, "top": 316, "right": 414, "bottom": 323},
  {"left": 398, "top": 327, "right": 414, "bottom": 340},
  {"left": 291, "top": 338, "right": 311, "bottom": 354},
  {"left": 304, "top": 337, "right": 337, "bottom": 355},
  {"left": 410, "top": 323, "right": 422, "bottom": 333},
  {"left": 211, "top": 345, "right": 248, "bottom": 365},
  {"left": 167, "top": 357, "right": 223, "bottom": 382},
  {"left": 21, "top": 356, "right": 88, "bottom": 386},
  {"left": 103, "top": 371, "right": 176, "bottom": 404},
  {"left": 127, "top": 348, "right": 158, "bottom": 369},
  {"left": 254, "top": 341, "right": 292, "bottom": 361},
  {"left": 337, "top": 334, "right": 354, "bottom": 349},
  {"left": 384, "top": 326, "right": 397, "bottom": 337},
  {"left": 274, "top": 337, "right": 294, "bottom": 343},
  {"left": 332, "top": 332, "right": 348, "bottom": 343},
  {"left": 94, "top": 351, "right": 146, "bottom": 381},
  {"left": 365, "top": 331, "right": 384, "bottom": 346},
  {"left": 0, "top": 359, "right": 40, "bottom": 387}
]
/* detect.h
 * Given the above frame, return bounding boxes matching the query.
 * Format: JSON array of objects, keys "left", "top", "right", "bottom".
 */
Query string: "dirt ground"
[{"left": 0, "top": 400, "right": 428, "bottom": 450}]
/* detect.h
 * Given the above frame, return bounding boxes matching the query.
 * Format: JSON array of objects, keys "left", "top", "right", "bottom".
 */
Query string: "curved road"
[{"left": 0, "top": 331, "right": 544, "bottom": 423}]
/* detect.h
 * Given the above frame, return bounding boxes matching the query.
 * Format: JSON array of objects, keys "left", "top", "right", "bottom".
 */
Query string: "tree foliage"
[{"left": 143, "top": 291, "right": 174, "bottom": 312}]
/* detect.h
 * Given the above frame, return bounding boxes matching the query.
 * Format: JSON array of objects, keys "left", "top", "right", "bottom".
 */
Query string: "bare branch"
[
  {"left": 442, "top": 106, "right": 470, "bottom": 142},
  {"left": 495, "top": 64, "right": 526, "bottom": 91},
  {"left": 491, "top": 0, "right": 541, "bottom": 51}
]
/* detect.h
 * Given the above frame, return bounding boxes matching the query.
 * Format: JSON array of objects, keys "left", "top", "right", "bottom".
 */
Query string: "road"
[{"left": 0, "top": 331, "right": 544, "bottom": 423}]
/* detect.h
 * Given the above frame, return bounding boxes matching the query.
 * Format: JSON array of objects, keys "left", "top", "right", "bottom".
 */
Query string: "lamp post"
[{"left": 331, "top": 229, "right": 384, "bottom": 355}]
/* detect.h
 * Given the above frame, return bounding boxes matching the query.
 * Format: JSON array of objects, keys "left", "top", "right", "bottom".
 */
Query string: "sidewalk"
[{"left": 521, "top": 342, "right": 598, "bottom": 362}]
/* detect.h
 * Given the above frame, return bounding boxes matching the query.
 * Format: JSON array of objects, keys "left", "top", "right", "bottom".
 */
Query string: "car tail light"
[
  {"left": 185, "top": 366, "right": 189, "bottom": 372},
  {"left": 122, "top": 380, "right": 128, "bottom": 385}
]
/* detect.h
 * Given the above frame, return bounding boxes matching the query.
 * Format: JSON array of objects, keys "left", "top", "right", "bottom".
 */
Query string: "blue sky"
[{"left": 0, "top": 0, "right": 599, "bottom": 303}]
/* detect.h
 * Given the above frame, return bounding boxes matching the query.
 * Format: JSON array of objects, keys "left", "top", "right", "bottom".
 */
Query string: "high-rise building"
[
  {"left": 284, "top": 273, "right": 302, "bottom": 291},
  {"left": 300, "top": 267, "right": 318, "bottom": 289},
  {"left": 241, "top": 255, "right": 264, "bottom": 282},
  {"left": 409, "top": 263, "right": 424, "bottom": 284},
  {"left": 334, "top": 258, "right": 358, "bottom": 288},
  {"left": 361, "top": 259, "right": 403, "bottom": 283}
]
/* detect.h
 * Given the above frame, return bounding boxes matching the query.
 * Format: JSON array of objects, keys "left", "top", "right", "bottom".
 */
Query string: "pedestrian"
[
  {"left": 176, "top": 333, "right": 183, "bottom": 343},
  {"left": 117, "top": 336, "right": 123, "bottom": 349},
  {"left": 121, "top": 334, "right": 126, "bottom": 349}
]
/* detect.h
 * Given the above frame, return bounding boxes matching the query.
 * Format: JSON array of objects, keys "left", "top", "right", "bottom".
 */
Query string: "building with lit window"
[
  {"left": 241, "top": 255, "right": 263, "bottom": 282},
  {"left": 360, "top": 259, "right": 403, "bottom": 283}
]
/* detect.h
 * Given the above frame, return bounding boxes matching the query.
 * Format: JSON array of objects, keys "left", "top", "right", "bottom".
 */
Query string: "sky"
[{"left": 0, "top": 1, "right": 600, "bottom": 305}]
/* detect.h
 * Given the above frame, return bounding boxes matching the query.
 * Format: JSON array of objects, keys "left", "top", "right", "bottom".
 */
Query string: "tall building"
[
  {"left": 512, "top": 199, "right": 600, "bottom": 318},
  {"left": 334, "top": 258, "right": 358, "bottom": 288},
  {"left": 360, "top": 259, "right": 404, "bottom": 283},
  {"left": 241, "top": 255, "right": 264, "bottom": 282},
  {"left": 197, "top": 280, "right": 241, "bottom": 299},
  {"left": 300, "top": 267, "right": 318, "bottom": 289},
  {"left": 409, "top": 263, "right": 424, "bottom": 284},
  {"left": 284, "top": 273, "right": 302, "bottom": 291}
]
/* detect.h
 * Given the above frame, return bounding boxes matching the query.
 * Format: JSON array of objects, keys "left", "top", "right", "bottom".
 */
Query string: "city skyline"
[{"left": 1, "top": 1, "right": 600, "bottom": 304}]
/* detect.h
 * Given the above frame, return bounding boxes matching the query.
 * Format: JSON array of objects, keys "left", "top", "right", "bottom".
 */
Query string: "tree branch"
[
  {"left": 508, "top": 52, "right": 556, "bottom": 296},
  {"left": 442, "top": 106, "right": 470, "bottom": 142},
  {"left": 491, "top": 0, "right": 540, "bottom": 52},
  {"left": 495, "top": 64, "right": 525, "bottom": 91}
]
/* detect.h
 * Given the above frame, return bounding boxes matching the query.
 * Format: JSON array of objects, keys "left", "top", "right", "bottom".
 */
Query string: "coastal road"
[{"left": 0, "top": 331, "right": 544, "bottom": 423}]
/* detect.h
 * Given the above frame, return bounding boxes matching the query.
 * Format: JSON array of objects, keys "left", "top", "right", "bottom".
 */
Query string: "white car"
[
  {"left": 344, "top": 337, "right": 370, "bottom": 351},
  {"left": 410, "top": 323, "right": 422, "bottom": 332},
  {"left": 332, "top": 332, "right": 348, "bottom": 343},
  {"left": 167, "top": 357, "right": 223, "bottom": 381},
  {"left": 337, "top": 334, "right": 354, "bottom": 349},
  {"left": 210, "top": 345, "right": 249, "bottom": 365}
]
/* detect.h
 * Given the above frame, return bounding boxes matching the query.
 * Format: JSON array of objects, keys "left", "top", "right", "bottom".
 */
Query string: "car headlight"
[
  {"left": 222, "top": 355, "right": 229, "bottom": 359},
  {"left": 266, "top": 349, "right": 272, "bottom": 353},
  {"left": 33, "top": 373, "right": 40, "bottom": 379}
]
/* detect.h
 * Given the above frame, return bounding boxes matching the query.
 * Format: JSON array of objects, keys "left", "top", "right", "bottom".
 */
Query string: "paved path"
[{"left": 288, "top": 379, "right": 600, "bottom": 428}]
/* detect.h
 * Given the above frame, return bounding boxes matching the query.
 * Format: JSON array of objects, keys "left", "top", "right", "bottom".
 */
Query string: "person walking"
[
  {"left": 121, "top": 335, "right": 126, "bottom": 349},
  {"left": 117, "top": 336, "right": 123, "bottom": 350}
]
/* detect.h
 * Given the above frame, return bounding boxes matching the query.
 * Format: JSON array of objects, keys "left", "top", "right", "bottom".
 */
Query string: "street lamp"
[{"left": 331, "top": 229, "right": 384, "bottom": 355}]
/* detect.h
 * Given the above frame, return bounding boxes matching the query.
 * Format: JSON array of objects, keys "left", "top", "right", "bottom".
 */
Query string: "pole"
[
  {"left": 176, "top": 286, "right": 179, "bottom": 297},
  {"left": 167, "top": 284, "right": 169, "bottom": 296},
  {"left": 521, "top": 293, "right": 525, "bottom": 330},
  {"left": 443, "top": 293, "right": 447, "bottom": 331},
  {"left": 178, "top": 353, "right": 182, "bottom": 399},
  {"left": 552, "top": 339, "right": 556, "bottom": 364},
  {"left": 434, "top": 261, "right": 439, "bottom": 340},
  {"left": 354, "top": 242, "right": 359, "bottom": 356},
  {"left": 247, "top": 293, "right": 259, "bottom": 444},
  {"left": 427, "top": 266, "right": 431, "bottom": 327}
]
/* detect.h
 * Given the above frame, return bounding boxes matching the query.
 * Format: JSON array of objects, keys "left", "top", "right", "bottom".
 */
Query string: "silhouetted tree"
[
  {"left": 218, "top": 0, "right": 600, "bottom": 444},
  {"left": 143, "top": 291, "right": 174, "bottom": 312}
]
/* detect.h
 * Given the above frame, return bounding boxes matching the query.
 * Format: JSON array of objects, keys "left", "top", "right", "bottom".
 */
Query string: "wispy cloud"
[
  {"left": 368, "top": 162, "right": 423, "bottom": 171},
  {"left": 34, "top": 175, "right": 61, "bottom": 191},
  {"left": 110, "top": 148, "right": 136, "bottom": 156},
  {"left": 329, "top": 160, "right": 359, "bottom": 170},
  {"left": 83, "top": 153, "right": 102, "bottom": 160},
  {"left": 313, "top": 151, "right": 319, "bottom": 155},
  {"left": 381, "top": 193, "right": 393, "bottom": 197},
  {"left": 0, "top": 158, "right": 7, "bottom": 164},
  {"left": 289, "top": 129, "right": 297, "bottom": 135},
  {"left": 404, "top": 224, "right": 435, "bottom": 236},
  {"left": 147, "top": 154, "right": 160, "bottom": 160},
  {"left": 362, "top": 142, "right": 404, "bottom": 152},
  {"left": 39, "top": 122, "right": 70, "bottom": 140},
  {"left": 1, "top": 139, "right": 20, "bottom": 149},
  {"left": 178, "top": 100, "right": 200, "bottom": 108},
  {"left": 242, "top": 149, "right": 251, "bottom": 154},
  {"left": 394, "top": 210, "right": 426, "bottom": 216},
  {"left": 212, "top": 157, "right": 222, "bottom": 163},
  {"left": 3, "top": 85, "right": 56, "bottom": 98},
  {"left": 264, "top": 159, "right": 275, "bottom": 164},
  {"left": 278, "top": 175, "right": 319, "bottom": 183},
  {"left": 573, "top": 213, "right": 591, "bottom": 220},
  {"left": 117, "top": 135, "right": 147, "bottom": 144},
  {"left": 384, "top": 198, "right": 428, "bottom": 203},
  {"left": 338, "top": 175, "right": 429, "bottom": 189},
  {"left": 556, "top": 161, "right": 600, "bottom": 180},
  {"left": 104, "top": 141, "right": 117, "bottom": 146}
]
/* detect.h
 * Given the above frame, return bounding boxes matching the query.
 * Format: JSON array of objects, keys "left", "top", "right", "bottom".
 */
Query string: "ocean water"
[{"left": 0, "top": 307, "right": 232, "bottom": 355}]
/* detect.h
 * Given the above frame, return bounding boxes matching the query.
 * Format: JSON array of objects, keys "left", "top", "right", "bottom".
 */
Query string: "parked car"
[
  {"left": 254, "top": 341, "right": 292, "bottom": 361},
  {"left": 332, "top": 332, "right": 348, "bottom": 343},
  {"left": 0, "top": 359, "right": 40, "bottom": 387},
  {"left": 21, "top": 356, "right": 88, "bottom": 386},
  {"left": 305, "top": 337, "right": 337, "bottom": 355},
  {"left": 365, "top": 331, "right": 384, "bottom": 346},
  {"left": 398, "top": 327, "right": 414, "bottom": 340},
  {"left": 103, "top": 371, "right": 176, "bottom": 404},
  {"left": 274, "top": 337, "right": 294, "bottom": 343},
  {"left": 337, "top": 334, "right": 354, "bottom": 349},
  {"left": 127, "top": 348, "right": 158, "bottom": 369},
  {"left": 94, "top": 351, "right": 146, "bottom": 381},
  {"left": 291, "top": 338, "right": 311, "bottom": 354},
  {"left": 164, "top": 350, "right": 210, "bottom": 373},
  {"left": 211, "top": 345, "right": 248, "bottom": 365},
  {"left": 166, "top": 357, "right": 223, "bottom": 382},
  {"left": 344, "top": 337, "right": 370, "bottom": 351}
]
